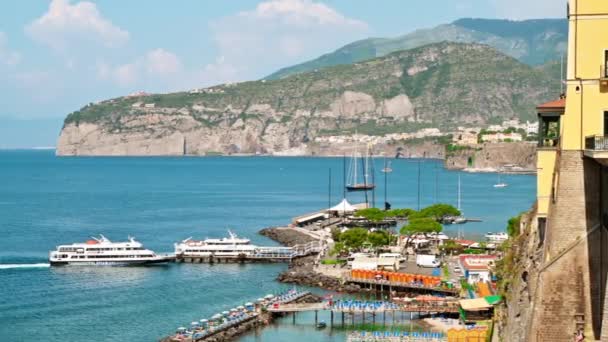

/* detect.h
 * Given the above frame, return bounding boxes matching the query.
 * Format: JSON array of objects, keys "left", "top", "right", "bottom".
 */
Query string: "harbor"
[{"left": 1, "top": 154, "right": 532, "bottom": 342}]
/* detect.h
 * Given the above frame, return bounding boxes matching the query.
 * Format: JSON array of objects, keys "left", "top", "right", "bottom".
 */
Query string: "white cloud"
[
  {"left": 0, "top": 32, "right": 21, "bottom": 66},
  {"left": 208, "top": 0, "right": 369, "bottom": 82},
  {"left": 96, "top": 48, "right": 182, "bottom": 87},
  {"left": 145, "top": 49, "right": 182, "bottom": 76},
  {"left": 25, "top": 0, "right": 129, "bottom": 51},
  {"left": 489, "top": 0, "right": 566, "bottom": 19}
]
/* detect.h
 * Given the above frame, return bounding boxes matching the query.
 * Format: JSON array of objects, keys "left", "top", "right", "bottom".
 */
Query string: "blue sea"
[{"left": 0, "top": 150, "right": 535, "bottom": 341}]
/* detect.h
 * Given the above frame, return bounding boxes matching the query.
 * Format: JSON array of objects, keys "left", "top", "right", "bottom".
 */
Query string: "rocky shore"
[
  {"left": 259, "top": 227, "right": 316, "bottom": 246},
  {"left": 260, "top": 227, "right": 363, "bottom": 293},
  {"left": 444, "top": 142, "right": 536, "bottom": 172},
  {"left": 278, "top": 255, "right": 363, "bottom": 293}
]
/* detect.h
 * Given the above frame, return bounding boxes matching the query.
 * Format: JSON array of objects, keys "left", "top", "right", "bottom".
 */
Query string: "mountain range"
[
  {"left": 57, "top": 40, "right": 561, "bottom": 156},
  {"left": 266, "top": 18, "right": 567, "bottom": 80}
]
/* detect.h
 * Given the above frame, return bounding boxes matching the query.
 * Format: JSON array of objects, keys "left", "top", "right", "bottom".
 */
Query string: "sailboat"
[
  {"left": 346, "top": 146, "right": 375, "bottom": 192},
  {"left": 381, "top": 160, "right": 393, "bottom": 173},
  {"left": 493, "top": 174, "right": 508, "bottom": 188},
  {"left": 454, "top": 174, "right": 467, "bottom": 224}
]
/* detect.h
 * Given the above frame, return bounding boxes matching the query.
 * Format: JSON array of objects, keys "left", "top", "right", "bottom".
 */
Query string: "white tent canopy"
[{"left": 328, "top": 198, "right": 356, "bottom": 213}]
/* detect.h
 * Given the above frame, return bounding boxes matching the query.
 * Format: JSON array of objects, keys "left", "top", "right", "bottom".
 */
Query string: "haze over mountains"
[{"left": 266, "top": 18, "right": 567, "bottom": 80}]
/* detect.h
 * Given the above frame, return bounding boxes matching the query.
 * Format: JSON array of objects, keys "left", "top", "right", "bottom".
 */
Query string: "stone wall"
[{"left": 528, "top": 151, "right": 604, "bottom": 341}]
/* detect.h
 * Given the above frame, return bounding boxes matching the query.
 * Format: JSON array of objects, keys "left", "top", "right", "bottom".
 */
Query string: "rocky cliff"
[
  {"left": 57, "top": 42, "right": 558, "bottom": 156},
  {"left": 444, "top": 142, "right": 536, "bottom": 172}
]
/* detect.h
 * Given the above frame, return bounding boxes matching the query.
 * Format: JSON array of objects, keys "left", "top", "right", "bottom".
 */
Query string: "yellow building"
[{"left": 530, "top": 1, "right": 608, "bottom": 341}]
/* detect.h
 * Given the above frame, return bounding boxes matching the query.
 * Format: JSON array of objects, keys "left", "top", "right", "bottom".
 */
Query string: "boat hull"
[
  {"left": 346, "top": 185, "right": 375, "bottom": 192},
  {"left": 49, "top": 256, "right": 174, "bottom": 266}
]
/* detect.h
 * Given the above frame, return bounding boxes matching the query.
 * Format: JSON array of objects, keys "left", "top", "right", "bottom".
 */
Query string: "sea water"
[{"left": 0, "top": 150, "right": 535, "bottom": 341}]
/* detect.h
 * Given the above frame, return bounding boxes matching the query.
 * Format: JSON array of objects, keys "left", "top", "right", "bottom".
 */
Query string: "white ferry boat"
[
  {"left": 484, "top": 232, "right": 509, "bottom": 243},
  {"left": 49, "top": 235, "right": 174, "bottom": 266},
  {"left": 174, "top": 230, "right": 258, "bottom": 258}
]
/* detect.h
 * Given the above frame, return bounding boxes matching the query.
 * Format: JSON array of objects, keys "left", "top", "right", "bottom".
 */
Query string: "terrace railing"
[{"left": 585, "top": 135, "right": 608, "bottom": 151}]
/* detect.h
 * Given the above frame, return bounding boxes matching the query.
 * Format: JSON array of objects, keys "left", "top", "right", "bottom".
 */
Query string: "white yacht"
[
  {"left": 174, "top": 230, "right": 258, "bottom": 258},
  {"left": 484, "top": 232, "right": 509, "bottom": 243},
  {"left": 49, "top": 235, "right": 174, "bottom": 266}
]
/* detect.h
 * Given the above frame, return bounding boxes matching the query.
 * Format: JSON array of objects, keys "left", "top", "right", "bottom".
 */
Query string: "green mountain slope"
[
  {"left": 265, "top": 18, "right": 567, "bottom": 80},
  {"left": 59, "top": 42, "right": 561, "bottom": 156}
]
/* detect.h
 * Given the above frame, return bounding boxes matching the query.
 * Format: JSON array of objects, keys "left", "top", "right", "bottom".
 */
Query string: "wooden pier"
[
  {"left": 267, "top": 300, "right": 460, "bottom": 328},
  {"left": 344, "top": 277, "right": 460, "bottom": 295}
]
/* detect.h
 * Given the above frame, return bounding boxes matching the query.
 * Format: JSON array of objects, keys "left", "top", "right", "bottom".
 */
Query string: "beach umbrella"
[
  {"left": 256, "top": 298, "right": 265, "bottom": 303},
  {"left": 191, "top": 322, "right": 199, "bottom": 326},
  {"left": 177, "top": 327, "right": 186, "bottom": 331},
  {"left": 237, "top": 305, "right": 246, "bottom": 310},
  {"left": 222, "top": 311, "right": 230, "bottom": 316},
  {"left": 265, "top": 294, "right": 274, "bottom": 299}
]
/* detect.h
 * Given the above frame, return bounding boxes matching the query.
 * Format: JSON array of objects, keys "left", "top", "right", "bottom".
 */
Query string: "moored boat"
[
  {"left": 49, "top": 235, "right": 174, "bottom": 266},
  {"left": 484, "top": 232, "right": 508, "bottom": 243},
  {"left": 174, "top": 230, "right": 258, "bottom": 258}
]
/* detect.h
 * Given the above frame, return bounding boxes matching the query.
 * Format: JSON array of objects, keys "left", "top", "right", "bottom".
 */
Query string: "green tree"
[
  {"left": 440, "top": 239, "right": 464, "bottom": 255},
  {"left": 386, "top": 208, "right": 417, "bottom": 218},
  {"left": 355, "top": 208, "right": 386, "bottom": 222},
  {"left": 400, "top": 218, "right": 443, "bottom": 235},
  {"left": 340, "top": 228, "right": 369, "bottom": 249},
  {"left": 506, "top": 215, "right": 522, "bottom": 237},
  {"left": 368, "top": 230, "right": 391, "bottom": 247},
  {"left": 418, "top": 204, "right": 461, "bottom": 221},
  {"left": 330, "top": 242, "right": 347, "bottom": 256},
  {"left": 330, "top": 227, "right": 342, "bottom": 242}
]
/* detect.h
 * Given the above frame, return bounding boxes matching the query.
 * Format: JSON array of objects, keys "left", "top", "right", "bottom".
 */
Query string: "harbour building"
[{"left": 533, "top": 0, "right": 608, "bottom": 340}]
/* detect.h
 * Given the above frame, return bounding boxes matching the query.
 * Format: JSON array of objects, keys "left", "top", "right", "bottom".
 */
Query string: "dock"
[
  {"left": 344, "top": 276, "right": 459, "bottom": 295},
  {"left": 163, "top": 290, "right": 318, "bottom": 342},
  {"left": 177, "top": 241, "right": 323, "bottom": 263},
  {"left": 268, "top": 299, "right": 460, "bottom": 327}
]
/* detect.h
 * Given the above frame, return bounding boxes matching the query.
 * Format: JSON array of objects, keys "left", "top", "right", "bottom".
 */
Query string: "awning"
[
  {"left": 294, "top": 212, "right": 326, "bottom": 224},
  {"left": 328, "top": 198, "right": 356, "bottom": 213},
  {"left": 459, "top": 298, "right": 492, "bottom": 311},
  {"left": 484, "top": 295, "right": 503, "bottom": 305}
]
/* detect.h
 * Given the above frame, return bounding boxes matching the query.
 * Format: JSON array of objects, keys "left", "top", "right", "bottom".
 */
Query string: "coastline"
[{"left": 260, "top": 227, "right": 363, "bottom": 293}]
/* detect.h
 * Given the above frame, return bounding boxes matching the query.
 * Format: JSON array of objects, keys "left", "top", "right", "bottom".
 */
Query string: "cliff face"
[
  {"left": 444, "top": 142, "right": 536, "bottom": 171},
  {"left": 496, "top": 208, "right": 543, "bottom": 341},
  {"left": 57, "top": 42, "right": 558, "bottom": 156}
]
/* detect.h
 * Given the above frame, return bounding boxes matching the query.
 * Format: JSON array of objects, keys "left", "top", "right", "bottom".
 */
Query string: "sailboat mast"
[
  {"left": 343, "top": 154, "right": 346, "bottom": 199},
  {"left": 457, "top": 174, "right": 461, "bottom": 211},
  {"left": 371, "top": 148, "right": 375, "bottom": 208},
  {"left": 328, "top": 168, "right": 332, "bottom": 210},
  {"left": 353, "top": 150, "right": 358, "bottom": 186},
  {"left": 362, "top": 153, "right": 368, "bottom": 207},
  {"left": 384, "top": 156, "right": 387, "bottom": 208}
]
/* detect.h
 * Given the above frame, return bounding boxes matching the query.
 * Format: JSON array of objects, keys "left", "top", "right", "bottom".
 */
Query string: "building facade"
[{"left": 532, "top": 1, "right": 608, "bottom": 340}]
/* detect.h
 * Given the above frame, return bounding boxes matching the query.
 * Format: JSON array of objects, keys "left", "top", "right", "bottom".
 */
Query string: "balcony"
[{"left": 584, "top": 135, "right": 608, "bottom": 161}]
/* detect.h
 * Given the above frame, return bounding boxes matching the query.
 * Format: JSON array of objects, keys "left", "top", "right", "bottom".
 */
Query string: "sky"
[{"left": 0, "top": 0, "right": 566, "bottom": 148}]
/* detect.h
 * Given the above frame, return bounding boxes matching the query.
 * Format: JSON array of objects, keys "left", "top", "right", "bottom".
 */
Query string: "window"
[{"left": 605, "top": 50, "right": 608, "bottom": 77}]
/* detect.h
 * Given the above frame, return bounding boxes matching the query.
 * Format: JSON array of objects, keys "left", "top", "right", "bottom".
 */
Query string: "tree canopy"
[
  {"left": 416, "top": 204, "right": 461, "bottom": 220},
  {"left": 367, "top": 230, "right": 391, "bottom": 247},
  {"left": 339, "top": 228, "right": 369, "bottom": 249},
  {"left": 400, "top": 218, "right": 443, "bottom": 236},
  {"left": 355, "top": 208, "right": 387, "bottom": 222},
  {"left": 506, "top": 214, "right": 522, "bottom": 237}
]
